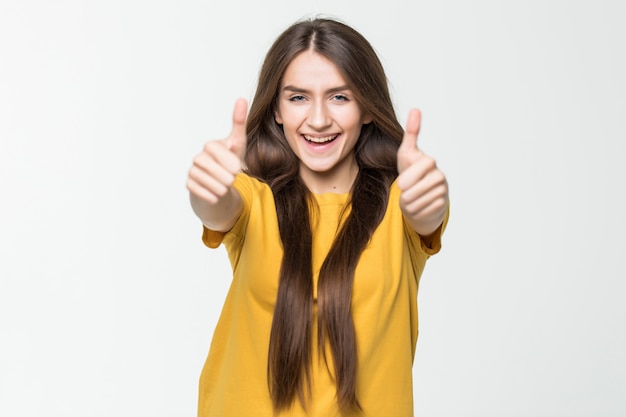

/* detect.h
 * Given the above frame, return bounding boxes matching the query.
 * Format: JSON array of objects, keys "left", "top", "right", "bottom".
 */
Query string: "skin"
[
  {"left": 274, "top": 50, "right": 372, "bottom": 194},
  {"left": 397, "top": 109, "right": 449, "bottom": 236},
  {"left": 187, "top": 51, "right": 448, "bottom": 236}
]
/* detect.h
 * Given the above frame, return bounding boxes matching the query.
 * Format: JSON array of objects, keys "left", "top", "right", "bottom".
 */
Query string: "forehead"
[{"left": 281, "top": 50, "right": 348, "bottom": 88}]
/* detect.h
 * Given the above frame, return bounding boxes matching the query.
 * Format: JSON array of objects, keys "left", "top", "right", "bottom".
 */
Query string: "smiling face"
[{"left": 274, "top": 50, "right": 372, "bottom": 194}]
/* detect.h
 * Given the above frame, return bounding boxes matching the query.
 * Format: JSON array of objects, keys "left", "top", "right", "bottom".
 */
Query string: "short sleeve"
[{"left": 202, "top": 228, "right": 227, "bottom": 249}]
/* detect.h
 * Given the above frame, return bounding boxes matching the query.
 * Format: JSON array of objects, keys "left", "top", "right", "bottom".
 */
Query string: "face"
[{"left": 274, "top": 50, "right": 372, "bottom": 193}]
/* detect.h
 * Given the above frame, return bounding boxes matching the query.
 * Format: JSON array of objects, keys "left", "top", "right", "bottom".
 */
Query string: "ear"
[
  {"left": 362, "top": 113, "right": 373, "bottom": 125},
  {"left": 274, "top": 110, "right": 283, "bottom": 124}
]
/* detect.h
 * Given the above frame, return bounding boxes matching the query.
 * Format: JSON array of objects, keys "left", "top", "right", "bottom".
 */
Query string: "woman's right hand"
[
  {"left": 187, "top": 98, "right": 248, "bottom": 230},
  {"left": 187, "top": 98, "right": 248, "bottom": 204}
]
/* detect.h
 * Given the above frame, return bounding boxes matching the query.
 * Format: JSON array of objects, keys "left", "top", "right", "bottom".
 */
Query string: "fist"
[
  {"left": 397, "top": 109, "right": 448, "bottom": 235},
  {"left": 186, "top": 98, "right": 248, "bottom": 204}
]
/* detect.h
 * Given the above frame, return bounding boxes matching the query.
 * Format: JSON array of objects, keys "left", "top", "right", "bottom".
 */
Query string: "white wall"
[{"left": 1, "top": 1, "right": 624, "bottom": 416}]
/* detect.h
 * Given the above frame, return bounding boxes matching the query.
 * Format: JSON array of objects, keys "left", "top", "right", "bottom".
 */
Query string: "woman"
[{"left": 187, "top": 17, "right": 449, "bottom": 417}]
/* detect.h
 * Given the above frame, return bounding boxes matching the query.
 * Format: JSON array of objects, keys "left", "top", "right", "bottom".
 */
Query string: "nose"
[{"left": 306, "top": 101, "right": 332, "bottom": 130}]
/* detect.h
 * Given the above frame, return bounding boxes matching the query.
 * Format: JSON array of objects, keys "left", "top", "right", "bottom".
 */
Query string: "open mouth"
[{"left": 303, "top": 134, "right": 338, "bottom": 144}]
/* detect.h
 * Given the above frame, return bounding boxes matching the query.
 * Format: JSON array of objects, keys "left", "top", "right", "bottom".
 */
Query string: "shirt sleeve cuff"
[{"left": 202, "top": 226, "right": 226, "bottom": 248}]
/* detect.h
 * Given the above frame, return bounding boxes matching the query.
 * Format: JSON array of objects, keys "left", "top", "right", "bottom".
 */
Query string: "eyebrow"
[{"left": 282, "top": 85, "right": 351, "bottom": 94}]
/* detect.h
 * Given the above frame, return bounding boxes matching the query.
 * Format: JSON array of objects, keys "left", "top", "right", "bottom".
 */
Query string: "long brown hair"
[{"left": 244, "top": 18, "right": 405, "bottom": 412}]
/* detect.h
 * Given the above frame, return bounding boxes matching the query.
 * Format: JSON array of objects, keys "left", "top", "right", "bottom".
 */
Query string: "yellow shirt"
[{"left": 199, "top": 173, "right": 447, "bottom": 417}]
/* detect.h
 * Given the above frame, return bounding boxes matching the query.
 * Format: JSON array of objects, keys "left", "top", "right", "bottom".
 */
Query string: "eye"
[
  {"left": 331, "top": 94, "right": 349, "bottom": 102},
  {"left": 288, "top": 95, "right": 306, "bottom": 102}
]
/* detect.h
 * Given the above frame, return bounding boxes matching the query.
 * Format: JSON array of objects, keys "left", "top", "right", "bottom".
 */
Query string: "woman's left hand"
[{"left": 397, "top": 109, "right": 449, "bottom": 236}]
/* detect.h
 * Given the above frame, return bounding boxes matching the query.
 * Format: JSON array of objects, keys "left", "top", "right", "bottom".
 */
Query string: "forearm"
[
  {"left": 402, "top": 198, "right": 448, "bottom": 237},
  {"left": 190, "top": 186, "right": 243, "bottom": 233}
]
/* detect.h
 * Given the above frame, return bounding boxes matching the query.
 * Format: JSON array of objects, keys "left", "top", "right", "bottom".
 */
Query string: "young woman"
[{"left": 187, "top": 17, "right": 449, "bottom": 417}]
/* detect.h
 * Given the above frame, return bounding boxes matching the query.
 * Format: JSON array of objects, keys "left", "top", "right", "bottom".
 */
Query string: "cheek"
[
  {"left": 276, "top": 105, "right": 292, "bottom": 123},
  {"left": 336, "top": 106, "right": 366, "bottom": 127}
]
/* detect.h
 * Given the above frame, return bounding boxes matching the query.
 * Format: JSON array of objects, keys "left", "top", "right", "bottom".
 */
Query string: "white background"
[{"left": 1, "top": 0, "right": 625, "bottom": 416}]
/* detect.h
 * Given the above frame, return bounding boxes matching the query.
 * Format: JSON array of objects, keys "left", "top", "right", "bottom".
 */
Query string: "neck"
[{"left": 300, "top": 160, "right": 358, "bottom": 194}]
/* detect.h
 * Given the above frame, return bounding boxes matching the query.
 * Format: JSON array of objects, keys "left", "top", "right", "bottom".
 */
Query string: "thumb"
[
  {"left": 401, "top": 108, "right": 421, "bottom": 151},
  {"left": 227, "top": 98, "right": 248, "bottom": 159},
  {"left": 397, "top": 108, "right": 421, "bottom": 172}
]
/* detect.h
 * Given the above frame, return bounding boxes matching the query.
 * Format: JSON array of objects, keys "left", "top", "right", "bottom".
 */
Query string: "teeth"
[{"left": 304, "top": 134, "right": 337, "bottom": 143}]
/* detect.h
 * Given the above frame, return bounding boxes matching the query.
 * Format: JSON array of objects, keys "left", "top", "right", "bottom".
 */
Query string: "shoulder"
[
  {"left": 232, "top": 173, "right": 278, "bottom": 225},
  {"left": 233, "top": 173, "right": 272, "bottom": 205},
  {"left": 202, "top": 174, "right": 272, "bottom": 248},
  {"left": 233, "top": 172, "right": 267, "bottom": 194}
]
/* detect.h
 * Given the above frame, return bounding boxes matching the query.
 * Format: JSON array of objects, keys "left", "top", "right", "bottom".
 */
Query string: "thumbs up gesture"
[
  {"left": 187, "top": 98, "right": 248, "bottom": 230},
  {"left": 397, "top": 109, "right": 449, "bottom": 236}
]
